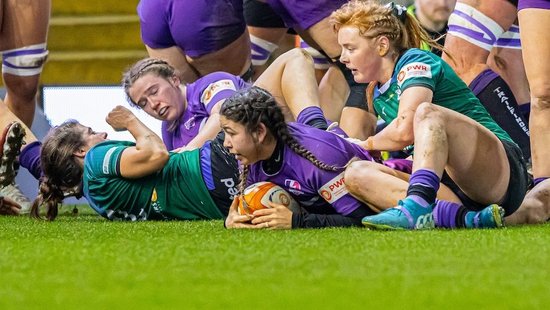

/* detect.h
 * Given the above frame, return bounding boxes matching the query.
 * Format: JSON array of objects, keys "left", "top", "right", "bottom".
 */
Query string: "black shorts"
[
  {"left": 244, "top": 0, "right": 286, "bottom": 28},
  {"left": 207, "top": 133, "right": 240, "bottom": 216},
  {"left": 441, "top": 139, "right": 529, "bottom": 216},
  {"left": 240, "top": 64, "right": 254, "bottom": 82}
]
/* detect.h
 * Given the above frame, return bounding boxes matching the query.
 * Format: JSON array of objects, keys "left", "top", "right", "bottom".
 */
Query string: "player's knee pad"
[
  {"left": 1, "top": 43, "right": 49, "bottom": 76},
  {"left": 299, "top": 39, "right": 330, "bottom": 70},
  {"left": 250, "top": 35, "right": 279, "bottom": 66},
  {"left": 448, "top": 3, "right": 504, "bottom": 51},
  {"left": 494, "top": 25, "right": 521, "bottom": 49}
]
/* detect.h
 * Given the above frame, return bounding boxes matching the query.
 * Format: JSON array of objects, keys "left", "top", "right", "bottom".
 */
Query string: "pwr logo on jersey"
[
  {"left": 397, "top": 62, "right": 432, "bottom": 86},
  {"left": 201, "top": 79, "right": 237, "bottom": 105},
  {"left": 318, "top": 172, "right": 348, "bottom": 204}
]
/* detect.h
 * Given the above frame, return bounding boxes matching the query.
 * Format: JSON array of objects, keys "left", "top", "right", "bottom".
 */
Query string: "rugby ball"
[{"left": 238, "top": 182, "right": 300, "bottom": 215}]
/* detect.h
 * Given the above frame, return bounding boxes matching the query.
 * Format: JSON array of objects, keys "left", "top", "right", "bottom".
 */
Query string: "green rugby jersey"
[
  {"left": 83, "top": 140, "right": 223, "bottom": 221},
  {"left": 373, "top": 48, "right": 514, "bottom": 145}
]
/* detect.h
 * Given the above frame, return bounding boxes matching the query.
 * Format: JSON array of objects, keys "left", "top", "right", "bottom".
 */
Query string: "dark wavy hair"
[{"left": 220, "top": 86, "right": 341, "bottom": 195}]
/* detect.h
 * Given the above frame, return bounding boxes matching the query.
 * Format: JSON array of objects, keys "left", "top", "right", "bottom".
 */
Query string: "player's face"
[
  {"left": 128, "top": 73, "right": 183, "bottom": 122},
  {"left": 220, "top": 116, "right": 262, "bottom": 165},
  {"left": 417, "top": 0, "right": 456, "bottom": 24},
  {"left": 338, "top": 26, "right": 384, "bottom": 83},
  {"left": 78, "top": 125, "right": 108, "bottom": 152}
]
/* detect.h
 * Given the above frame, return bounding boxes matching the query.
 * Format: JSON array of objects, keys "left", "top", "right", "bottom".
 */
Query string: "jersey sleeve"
[
  {"left": 86, "top": 143, "right": 129, "bottom": 178},
  {"left": 396, "top": 51, "right": 441, "bottom": 92},
  {"left": 199, "top": 73, "right": 242, "bottom": 113}
]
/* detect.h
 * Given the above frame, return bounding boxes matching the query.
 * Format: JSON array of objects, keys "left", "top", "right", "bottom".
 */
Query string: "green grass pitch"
[{"left": 1, "top": 205, "right": 549, "bottom": 309}]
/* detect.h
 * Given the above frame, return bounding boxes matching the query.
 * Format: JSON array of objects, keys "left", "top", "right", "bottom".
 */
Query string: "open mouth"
[{"left": 158, "top": 107, "right": 168, "bottom": 117}]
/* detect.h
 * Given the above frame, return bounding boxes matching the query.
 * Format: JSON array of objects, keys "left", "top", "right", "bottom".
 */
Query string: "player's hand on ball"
[
  {"left": 250, "top": 201, "right": 292, "bottom": 230},
  {"left": 224, "top": 197, "right": 255, "bottom": 229}
]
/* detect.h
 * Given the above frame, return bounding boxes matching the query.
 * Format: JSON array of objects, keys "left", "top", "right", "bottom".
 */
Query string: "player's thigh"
[
  {"left": 437, "top": 106, "right": 510, "bottom": 203},
  {"left": 319, "top": 66, "right": 348, "bottom": 122},
  {"left": 253, "top": 48, "right": 313, "bottom": 107},
  {"left": 339, "top": 107, "right": 376, "bottom": 140},
  {"left": 518, "top": 9, "right": 550, "bottom": 97},
  {"left": 145, "top": 45, "right": 199, "bottom": 83},
  {"left": 299, "top": 17, "right": 341, "bottom": 59},
  {"left": 0, "top": 0, "right": 50, "bottom": 49}
]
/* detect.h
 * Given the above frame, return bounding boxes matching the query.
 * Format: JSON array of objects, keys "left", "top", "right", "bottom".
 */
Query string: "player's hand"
[
  {"left": 0, "top": 196, "right": 21, "bottom": 216},
  {"left": 250, "top": 202, "right": 292, "bottom": 229},
  {"left": 357, "top": 137, "right": 382, "bottom": 160},
  {"left": 106, "top": 105, "right": 138, "bottom": 131},
  {"left": 224, "top": 197, "right": 255, "bottom": 229}
]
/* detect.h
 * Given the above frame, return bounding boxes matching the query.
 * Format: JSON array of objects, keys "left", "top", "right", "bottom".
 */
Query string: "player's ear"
[
  {"left": 73, "top": 147, "right": 87, "bottom": 158},
  {"left": 170, "top": 74, "right": 180, "bottom": 87},
  {"left": 377, "top": 36, "right": 390, "bottom": 57},
  {"left": 254, "top": 123, "right": 269, "bottom": 143}
]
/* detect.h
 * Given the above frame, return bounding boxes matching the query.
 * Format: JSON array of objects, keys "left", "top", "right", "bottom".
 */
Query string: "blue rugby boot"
[
  {"left": 362, "top": 197, "right": 435, "bottom": 230},
  {"left": 465, "top": 204, "right": 505, "bottom": 229}
]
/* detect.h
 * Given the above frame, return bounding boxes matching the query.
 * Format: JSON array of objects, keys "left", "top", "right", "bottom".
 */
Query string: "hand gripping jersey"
[
  {"left": 373, "top": 48, "right": 514, "bottom": 146},
  {"left": 162, "top": 72, "right": 249, "bottom": 150}
]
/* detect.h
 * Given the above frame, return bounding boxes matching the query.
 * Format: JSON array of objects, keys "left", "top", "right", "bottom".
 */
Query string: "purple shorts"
[
  {"left": 518, "top": 0, "right": 550, "bottom": 10},
  {"left": 138, "top": 0, "right": 245, "bottom": 57},
  {"left": 266, "top": 0, "right": 347, "bottom": 30}
]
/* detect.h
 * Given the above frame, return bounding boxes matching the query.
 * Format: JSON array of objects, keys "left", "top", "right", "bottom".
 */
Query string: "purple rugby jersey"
[
  {"left": 247, "top": 123, "right": 376, "bottom": 216},
  {"left": 266, "top": 0, "right": 347, "bottom": 30},
  {"left": 138, "top": 0, "right": 246, "bottom": 57},
  {"left": 162, "top": 72, "right": 249, "bottom": 150}
]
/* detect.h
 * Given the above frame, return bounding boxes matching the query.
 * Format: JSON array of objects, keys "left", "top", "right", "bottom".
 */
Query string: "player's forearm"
[
  {"left": 368, "top": 120, "right": 414, "bottom": 151},
  {"left": 126, "top": 117, "right": 168, "bottom": 158}
]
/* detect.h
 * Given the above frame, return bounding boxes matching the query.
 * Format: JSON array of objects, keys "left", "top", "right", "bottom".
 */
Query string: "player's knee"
[
  {"left": 344, "top": 161, "right": 378, "bottom": 192},
  {"left": 2, "top": 43, "right": 48, "bottom": 77},
  {"left": 529, "top": 82, "right": 550, "bottom": 109},
  {"left": 299, "top": 40, "right": 330, "bottom": 70},
  {"left": 4, "top": 76, "right": 40, "bottom": 102},
  {"left": 414, "top": 102, "right": 440, "bottom": 123},
  {"left": 283, "top": 48, "right": 314, "bottom": 65}
]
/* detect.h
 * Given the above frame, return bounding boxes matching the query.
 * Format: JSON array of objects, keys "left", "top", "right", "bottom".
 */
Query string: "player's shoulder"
[{"left": 397, "top": 48, "right": 438, "bottom": 68}]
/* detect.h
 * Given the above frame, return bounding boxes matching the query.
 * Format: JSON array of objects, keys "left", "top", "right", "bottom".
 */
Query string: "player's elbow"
[
  {"left": 153, "top": 149, "right": 170, "bottom": 166},
  {"left": 394, "top": 121, "right": 415, "bottom": 146}
]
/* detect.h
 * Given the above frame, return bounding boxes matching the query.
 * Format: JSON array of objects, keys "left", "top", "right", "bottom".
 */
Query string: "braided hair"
[
  {"left": 330, "top": 0, "right": 448, "bottom": 58},
  {"left": 121, "top": 57, "right": 176, "bottom": 107},
  {"left": 121, "top": 57, "right": 182, "bottom": 131},
  {"left": 30, "top": 121, "right": 86, "bottom": 221},
  {"left": 220, "top": 86, "right": 341, "bottom": 195}
]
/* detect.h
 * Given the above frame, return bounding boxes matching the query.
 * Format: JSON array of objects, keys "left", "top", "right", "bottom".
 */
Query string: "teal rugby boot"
[{"left": 362, "top": 197, "right": 435, "bottom": 230}]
